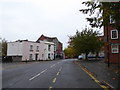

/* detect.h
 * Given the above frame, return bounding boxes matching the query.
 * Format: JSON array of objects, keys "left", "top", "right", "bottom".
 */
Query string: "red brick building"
[
  {"left": 104, "top": 26, "right": 120, "bottom": 64},
  {"left": 104, "top": 5, "right": 120, "bottom": 64},
  {"left": 36, "top": 35, "right": 63, "bottom": 59}
]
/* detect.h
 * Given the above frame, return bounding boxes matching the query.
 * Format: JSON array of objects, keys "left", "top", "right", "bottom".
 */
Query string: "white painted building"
[{"left": 7, "top": 40, "right": 55, "bottom": 61}]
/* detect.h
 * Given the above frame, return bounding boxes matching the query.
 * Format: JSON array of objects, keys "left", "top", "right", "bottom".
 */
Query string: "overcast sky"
[{"left": 0, "top": 0, "right": 102, "bottom": 49}]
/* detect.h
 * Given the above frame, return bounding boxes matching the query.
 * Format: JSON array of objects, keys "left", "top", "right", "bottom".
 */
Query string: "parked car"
[
  {"left": 78, "top": 55, "right": 83, "bottom": 60},
  {"left": 87, "top": 56, "right": 96, "bottom": 59}
]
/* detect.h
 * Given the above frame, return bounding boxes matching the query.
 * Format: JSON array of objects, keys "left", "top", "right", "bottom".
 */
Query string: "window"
[
  {"left": 110, "top": 15, "right": 115, "bottom": 24},
  {"left": 29, "top": 54, "right": 33, "bottom": 60},
  {"left": 111, "top": 30, "right": 118, "bottom": 39},
  {"left": 30, "top": 45, "right": 33, "bottom": 51},
  {"left": 36, "top": 46, "right": 39, "bottom": 51},
  {"left": 111, "top": 44, "right": 119, "bottom": 53},
  {"left": 48, "top": 45, "right": 51, "bottom": 51}
]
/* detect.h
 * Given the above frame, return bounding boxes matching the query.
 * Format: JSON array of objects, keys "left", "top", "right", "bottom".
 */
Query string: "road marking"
[
  {"left": 29, "top": 69, "right": 47, "bottom": 81},
  {"left": 29, "top": 73, "right": 40, "bottom": 81},
  {"left": 52, "top": 78, "right": 56, "bottom": 83},
  {"left": 59, "top": 67, "right": 62, "bottom": 72},
  {"left": 50, "top": 64, "right": 56, "bottom": 68},
  {"left": 49, "top": 86, "right": 52, "bottom": 90},
  {"left": 75, "top": 62, "right": 114, "bottom": 89},
  {"left": 56, "top": 72, "right": 60, "bottom": 76},
  {"left": 40, "top": 69, "right": 47, "bottom": 74}
]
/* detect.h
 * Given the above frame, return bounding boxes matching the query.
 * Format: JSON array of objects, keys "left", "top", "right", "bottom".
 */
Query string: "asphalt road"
[{"left": 2, "top": 59, "right": 103, "bottom": 89}]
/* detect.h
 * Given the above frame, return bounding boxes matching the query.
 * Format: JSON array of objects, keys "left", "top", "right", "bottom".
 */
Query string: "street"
[{"left": 2, "top": 59, "right": 103, "bottom": 89}]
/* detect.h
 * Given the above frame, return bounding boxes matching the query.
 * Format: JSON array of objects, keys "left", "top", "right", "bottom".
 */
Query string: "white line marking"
[
  {"left": 29, "top": 74, "right": 40, "bottom": 81},
  {"left": 40, "top": 69, "right": 47, "bottom": 74},
  {"left": 29, "top": 69, "right": 47, "bottom": 81},
  {"left": 59, "top": 67, "right": 62, "bottom": 72},
  {"left": 50, "top": 64, "right": 56, "bottom": 68}
]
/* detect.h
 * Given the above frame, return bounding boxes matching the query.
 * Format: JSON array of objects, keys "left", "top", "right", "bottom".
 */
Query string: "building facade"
[
  {"left": 104, "top": 26, "right": 120, "bottom": 64},
  {"left": 7, "top": 40, "right": 55, "bottom": 61},
  {"left": 36, "top": 35, "right": 64, "bottom": 59},
  {"left": 104, "top": 3, "right": 120, "bottom": 64}
]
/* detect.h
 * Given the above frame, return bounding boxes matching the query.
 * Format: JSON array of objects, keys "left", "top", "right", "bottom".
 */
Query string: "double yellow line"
[{"left": 75, "top": 61, "right": 114, "bottom": 90}]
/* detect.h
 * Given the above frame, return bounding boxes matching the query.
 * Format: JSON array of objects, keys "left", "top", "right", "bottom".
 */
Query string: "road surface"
[{"left": 2, "top": 59, "right": 103, "bottom": 89}]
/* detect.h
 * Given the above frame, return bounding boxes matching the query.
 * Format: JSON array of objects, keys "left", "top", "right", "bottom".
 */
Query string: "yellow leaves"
[{"left": 64, "top": 47, "right": 75, "bottom": 58}]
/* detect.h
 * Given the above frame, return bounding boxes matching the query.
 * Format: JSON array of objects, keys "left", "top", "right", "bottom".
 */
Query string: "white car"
[{"left": 78, "top": 55, "right": 83, "bottom": 60}]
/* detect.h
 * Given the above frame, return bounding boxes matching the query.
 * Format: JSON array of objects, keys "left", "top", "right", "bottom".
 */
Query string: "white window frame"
[
  {"left": 111, "top": 29, "right": 118, "bottom": 39},
  {"left": 111, "top": 44, "right": 119, "bottom": 53},
  {"left": 110, "top": 15, "right": 115, "bottom": 24}
]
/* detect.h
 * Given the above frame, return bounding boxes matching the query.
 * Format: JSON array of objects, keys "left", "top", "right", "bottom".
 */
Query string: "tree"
[
  {"left": 64, "top": 46, "right": 76, "bottom": 58},
  {"left": 2, "top": 39, "right": 7, "bottom": 56},
  {"left": 80, "top": 1, "right": 120, "bottom": 30},
  {"left": 70, "top": 28, "right": 103, "bottom": 60},
  {"left": 80, "top": 1, "right": 120, "bottom": 66}
]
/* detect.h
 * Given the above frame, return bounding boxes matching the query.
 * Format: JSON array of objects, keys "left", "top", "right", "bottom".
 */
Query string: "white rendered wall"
[
  {"left": 7, "top": 42, "right": 22, "bottom": 56},
  {"left": 22, "top": 41, "right": 41, "bottom": 61},
  {"left": 7, "top": 40, "right": 55, "bottom": 61},
  {"left": 44, "top": 41, "right": 54, "bottom": 60}
]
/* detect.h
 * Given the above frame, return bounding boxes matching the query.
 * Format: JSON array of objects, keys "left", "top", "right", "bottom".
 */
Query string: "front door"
[{"left": 35, "top": 54, "right": 38, "bottom": 61}]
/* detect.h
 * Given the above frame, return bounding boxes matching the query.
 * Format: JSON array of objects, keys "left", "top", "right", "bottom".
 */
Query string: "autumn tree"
[
  {"left": 64, "top": 46, "right": 75, "bottom": 58},
  {"left": 70, "top": 28, "right": 103, "bottom": 60}
]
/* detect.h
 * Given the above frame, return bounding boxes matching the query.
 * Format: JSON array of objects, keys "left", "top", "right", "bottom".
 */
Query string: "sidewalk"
[{"left": 75, "top": 59, "right": 120, "bottom": 89}]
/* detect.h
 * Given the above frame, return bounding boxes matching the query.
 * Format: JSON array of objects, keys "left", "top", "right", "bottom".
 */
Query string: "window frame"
[
  {"left": 110, "top": 15, "right": 115, "bottom": 24},
  {"left": 30, "top": 45, "right": 33, "bottom": 51},
  {"left": 36, "top": 46, "right": 39, "bottom": 52},
  {"left": 29, "top": 54, "right": 33, "bottom": 60},
  {"left": 111, "top": 44, "right": 119, "bottom": 53},
  {"left": 111, "top": 29, "right": 118, "bottom": 39}
]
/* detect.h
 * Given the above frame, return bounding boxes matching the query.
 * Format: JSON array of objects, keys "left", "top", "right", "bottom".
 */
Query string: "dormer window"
[{"left": 111, "top": 29, "right": 118, "bottom": 39}]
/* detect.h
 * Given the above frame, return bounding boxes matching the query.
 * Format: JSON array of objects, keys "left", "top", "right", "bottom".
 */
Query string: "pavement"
[
  {"left": 2, "top": 59, "right": 106, "bottom": 89},
  {"left": 75, "top": 59, "right": 120, "bottom": 90}
]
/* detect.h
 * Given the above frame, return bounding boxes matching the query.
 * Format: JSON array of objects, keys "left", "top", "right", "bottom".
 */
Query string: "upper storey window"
[{"left": 111, "top": 29, "right": 118, "bottom": 39}]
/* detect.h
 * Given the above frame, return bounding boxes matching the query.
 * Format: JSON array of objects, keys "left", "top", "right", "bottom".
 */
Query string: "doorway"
[{"left": 35, "top": 54, "right": 38, "bottom": 61}]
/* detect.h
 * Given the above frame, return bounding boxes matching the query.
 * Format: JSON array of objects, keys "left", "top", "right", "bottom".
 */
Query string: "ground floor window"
[
  {"left": 29, "top": 54, "right": 33, "bottom": 60},
  {"left": 111, "top": 44, "right": 119, "bottom": 53}
]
